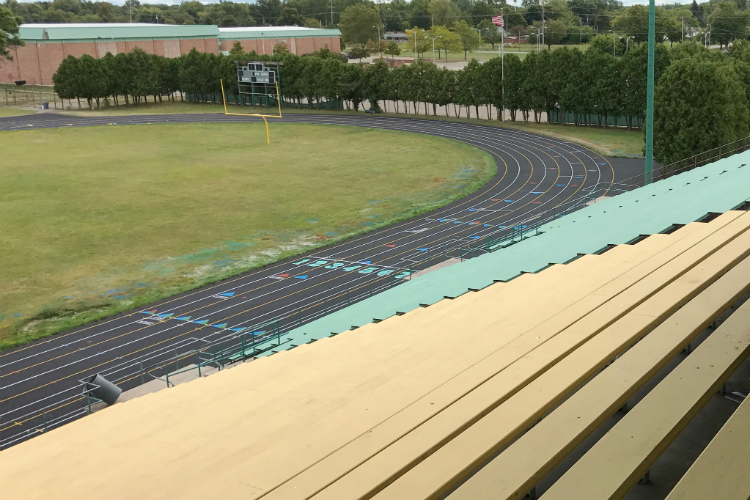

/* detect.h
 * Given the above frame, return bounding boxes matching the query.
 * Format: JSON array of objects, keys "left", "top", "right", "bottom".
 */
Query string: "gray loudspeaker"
[{"left": 85, "top": 374, "right": 122, "bottom": 405}]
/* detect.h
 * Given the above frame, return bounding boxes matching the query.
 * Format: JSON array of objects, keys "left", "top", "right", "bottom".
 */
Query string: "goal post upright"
[{"left": 220, "top": 60, "right": 282, "bottom": 144}]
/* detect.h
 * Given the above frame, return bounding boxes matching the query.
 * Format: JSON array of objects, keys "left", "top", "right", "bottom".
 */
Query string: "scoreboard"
[{"left": 237, "top": 62, "right": 276, "bottom": 85}]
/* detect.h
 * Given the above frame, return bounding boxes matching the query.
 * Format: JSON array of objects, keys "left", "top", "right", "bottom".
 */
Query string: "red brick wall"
[
  {"left": 222, "top": 36, "right": 340, "bottom": 56},
  {"left": 0, "top": 46, "right": 23, "bottom": 83},
  {"left": 0, "top": 36, "right": 335, "bottom": 85}
]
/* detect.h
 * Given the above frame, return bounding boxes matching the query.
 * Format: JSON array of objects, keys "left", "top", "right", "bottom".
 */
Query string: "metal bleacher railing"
[{"left": 2, "top": 136, "right": 749, "bottom": 451}]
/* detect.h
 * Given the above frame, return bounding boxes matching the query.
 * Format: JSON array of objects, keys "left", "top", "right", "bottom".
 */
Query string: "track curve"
[{"left": 0, "top": 112, "right": 640, "bottom": 449}]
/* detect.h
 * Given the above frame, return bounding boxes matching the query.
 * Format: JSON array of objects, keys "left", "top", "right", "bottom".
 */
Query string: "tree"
[
  {"left": 621, "top": 42, "right": 670, "bottom": 129},
  {"left": 366, "top": 39, "right": 386, "bottom": 58},
  {"left": 97, "top": 2, "right": 117, "bottom": 22},
  {"left": 545, "top": 19, "right": 567, "bottom": 49},
  {"left": 566, "top": 25, "right": 596, "bottom": 45},
  {"left": 428, "top": 0, "right": 461, "bottom": 27},
  {"left": 728, "top": 38, "right": 750, "bottom": 66},
  {"left": 471, "top": 1, "right": 497, "bottom": 25},
  {"left": 349, "top": 46, "right": 370, "bottom": 62},
  {"left": 339, "top": 4, "right": 382, "bottom": 48},
  {"left": 76, "top": 54, "right": 108, "bottom": 109},
  {"left": 708, "top": 2, "right": 750, "bottom": 48},
  {"left": 276, "top": 6, "right": 304, "bottom": 26},
  {"left": 654, "top": 57, "right": 749, "bottom": 165},
  {"left": 0, "top": 6, "right": 24, "bottom": 61},
  {"left": 428, "top": 25, "right": 462, "bottom": 59},
  {"left": 663, "top": 8, "right": 698, "bottom": 43},
  {"left": 273, "top": 42, "right": 290, "bottom": 55},
  {"left": 384, "top": 41, "right": 402, "bottom": 60},
  {"left": 230, "top": 41, "right": 244, "bottom": 56},
  {"left": 614, "top": 5, "right": 673, "bottom": 44},
  {"left": 52, "top": 55, "right": 80, "bottom": 106},
  {"left": 588, "top": 34, "right": 625, "bottom": 57},
  {"left": 364, "top": 60, "right": 389, "bottom": 112},
  {"left": 690, "top": 0, "right": 703, "bottom": 25},
  {"left": 409, "top": 0, "right": 432, "bottom": 30},
  {"left": 340, "top": 63, "right": 365, "bottom": 110},
  {"left": 407, "top": 27, "right": 430, "bottom": 57},
  {"left": 256, "top": 0, "right": 282, "bottom": 24},
  {"left": 478, "top": 19, "right": 502, "bottom": 49},
  {"left": 503, "top": 54, "right": 528, "bottom": 121},
  {"left": 452, "top": 20, "right": 480, "bottom": 60}
]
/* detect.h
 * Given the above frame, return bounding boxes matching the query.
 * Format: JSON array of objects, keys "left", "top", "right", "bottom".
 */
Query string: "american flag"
[{"left": 492, "top": 15, "right": 504, "bottom": 27}]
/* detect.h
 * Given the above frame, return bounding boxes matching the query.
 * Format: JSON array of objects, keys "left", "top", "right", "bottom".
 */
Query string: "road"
[{"left": 0, "top": 112, "right": 645, "bottom": 449}]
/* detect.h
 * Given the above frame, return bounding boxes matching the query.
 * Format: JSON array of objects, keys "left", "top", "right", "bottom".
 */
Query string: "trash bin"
[
  {"left": 85, "top": 373, "right": 122, "bottom": 405},
  {"left": 41, "top": 101, "right": 49, "bottom": 110}
]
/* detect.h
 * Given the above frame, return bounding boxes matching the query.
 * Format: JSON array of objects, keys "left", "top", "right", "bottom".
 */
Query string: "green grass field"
[
  {"left": 0, "top": 107, "right": 35, "bottom": 117},
  {"left": 61, "top": 101, "right": 644, "bottom": 157},
  {"left": 0, "top": 122, "right": 494, "bottom": 348}
]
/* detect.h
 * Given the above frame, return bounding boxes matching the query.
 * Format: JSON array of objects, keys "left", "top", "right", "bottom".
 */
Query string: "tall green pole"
[{"left": 645, "top": 0, "right": 656, "bottom": 184}]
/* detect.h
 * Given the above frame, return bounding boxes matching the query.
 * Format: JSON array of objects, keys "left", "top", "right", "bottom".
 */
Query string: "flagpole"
[
  {"left": 501, "top": 12, "right": 504, "bottom": 122},
  {"left": 492, "top": 13, "right": 505, "bottom": 122}
]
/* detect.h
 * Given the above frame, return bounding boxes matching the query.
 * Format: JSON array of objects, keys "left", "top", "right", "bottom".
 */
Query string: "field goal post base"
[{"left": 220, "top": 61, "right": 282, "bottom": 145}]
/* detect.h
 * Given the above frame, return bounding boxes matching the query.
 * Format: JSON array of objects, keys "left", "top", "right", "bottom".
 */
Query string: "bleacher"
[
  {"left": 2, "top": 206, "right": 750, "bottom": 499},
  {"left": 271, "top": 151, "right": 750, "bottom": 351}
]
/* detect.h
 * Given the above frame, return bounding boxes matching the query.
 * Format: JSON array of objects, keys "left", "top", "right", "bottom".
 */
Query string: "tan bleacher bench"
[{"left": 449, "top": 250, "right": 750, "bottom": 500}]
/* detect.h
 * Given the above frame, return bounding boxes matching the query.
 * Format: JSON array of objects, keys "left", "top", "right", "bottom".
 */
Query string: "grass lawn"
[
  {"left": 0, "top": 122, "right": 494, "bottom": 348},
  {"left": 0, "top": 107, "right": 36, "bottom": 117},
  {"left": 62, "top": 101, "right": 644, "bottom": 157}
]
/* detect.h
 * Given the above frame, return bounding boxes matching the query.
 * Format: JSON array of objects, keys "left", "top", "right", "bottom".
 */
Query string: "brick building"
[
  {"left": 218, "top": 27, "right": 341, "bottom": 57},
  {"left": 0, "top": 23, "right": 342, "bottom": 86}
]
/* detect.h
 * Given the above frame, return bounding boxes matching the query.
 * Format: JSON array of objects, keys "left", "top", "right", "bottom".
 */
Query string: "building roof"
[
  {"left": 19, "top": 23, "right": 220, "bottom": 42},
  {"left": 218, "top": 26, "right": 341, "bottom": 39}
]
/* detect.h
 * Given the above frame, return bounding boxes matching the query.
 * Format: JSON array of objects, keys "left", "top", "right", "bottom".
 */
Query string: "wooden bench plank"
[
  {"left": 222, "top": 237, "right": 712, "bottom": 496},
  {"left": 541, "top": 304, "right": 750, "bottom": 500},
  {"left": 92, "top": 251, "right": 651, "bottom": 491},
  {"left": 298, "top": 216, "right": 750, "bottom": 500},
  {"left": 448, "top": 253, "right": 750, "bottom": 500},
  {"left": 255, "top": 238, "right": 712, "bottom": 499},
  {"left": 357, "top": 222, "right": 750, "bottom": 500},
  {"left": 665, "top": 395, "right": 750, "bottom": 500}
]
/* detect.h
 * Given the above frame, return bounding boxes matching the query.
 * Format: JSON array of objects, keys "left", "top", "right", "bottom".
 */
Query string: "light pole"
[
  {"left": 261, "top": 32, "right": 265, "bottom": 54},
  {"left": 609, "top": 29, "right": 616, "bottom": 57},
  {"left": 372, "top": 25, "right": 382, "bottom": 57},
  {"left": 428, "top": 35, "right": 442, "bottom": 62},
  {"left": 471, "top": 27, "right": 482, "bottom": 61},
  {"left": 645, "top": 0, "right": 655, "bottom": 184}
]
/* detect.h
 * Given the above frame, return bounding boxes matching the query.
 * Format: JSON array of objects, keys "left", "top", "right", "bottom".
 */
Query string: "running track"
[{"left": 0, "top": 112, "right": 645, "bottom": 449}]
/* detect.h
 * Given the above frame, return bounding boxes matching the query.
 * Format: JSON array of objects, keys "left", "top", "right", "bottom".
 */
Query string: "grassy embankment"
[{"left": 59, "top": 100, "right": 645, "bottom": 157}]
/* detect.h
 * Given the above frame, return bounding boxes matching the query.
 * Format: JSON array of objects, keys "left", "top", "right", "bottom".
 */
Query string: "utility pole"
[
  {"left": 681, "top": 17, "right": 684, "bottom": 41},
  {"left": 330, "top": 0, "right": 334, "bottom": 27},
  {"left": 541, "top": 0, "right": 545, "bottom": 49},
  {"left": 128, "top": 0, "right": 132, "bottom": 23},
  {"left": 610, "top": 30, "right": 616, "bottom": 57},
  {"left": 645, "top": 0, "right": 655, "bottom": 185}
]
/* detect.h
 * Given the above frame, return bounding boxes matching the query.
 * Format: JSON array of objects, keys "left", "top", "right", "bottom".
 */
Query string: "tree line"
[{"left": 52, "top": 39, "right": 750, "bottom": 166}]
